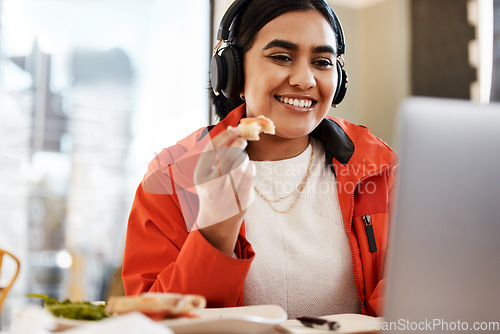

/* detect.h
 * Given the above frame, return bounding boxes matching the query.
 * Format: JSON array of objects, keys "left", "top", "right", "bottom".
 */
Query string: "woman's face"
[{"left": 242, "top": 10, "right": 338, "bottom": 140}]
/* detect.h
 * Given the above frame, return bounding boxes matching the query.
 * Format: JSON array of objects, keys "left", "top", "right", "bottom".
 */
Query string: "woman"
[{"left": 122, "top": 0, "right": 398, "bottom": 319}]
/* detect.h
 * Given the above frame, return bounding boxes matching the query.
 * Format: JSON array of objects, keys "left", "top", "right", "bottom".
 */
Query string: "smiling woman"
[{"left": 122, "top": 0, "right": 398, "bottom": 320}]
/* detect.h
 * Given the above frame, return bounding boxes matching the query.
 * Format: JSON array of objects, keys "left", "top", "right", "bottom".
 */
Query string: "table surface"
[{"left": 0, "top": 304, "right": 381, "bottom": 334}]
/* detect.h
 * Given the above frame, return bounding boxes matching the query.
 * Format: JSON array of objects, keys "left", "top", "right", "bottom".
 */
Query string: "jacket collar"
[{"left": 310, "top": 117, "right": 355, "bottom": 167}]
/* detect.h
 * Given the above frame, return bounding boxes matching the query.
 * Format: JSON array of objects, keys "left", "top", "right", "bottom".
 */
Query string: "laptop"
[{"left": 383, "top": 97, "right": 500, "bottom": 333}]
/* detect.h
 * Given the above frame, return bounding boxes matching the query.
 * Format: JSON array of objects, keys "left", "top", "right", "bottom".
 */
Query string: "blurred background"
[{"left": 0, "top": 0, "right": 498, "bottom": 329}]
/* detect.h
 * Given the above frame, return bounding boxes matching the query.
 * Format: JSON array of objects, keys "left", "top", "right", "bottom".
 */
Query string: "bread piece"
[
  {"left": 236, "top": 115, "right": 275, "bottom": 141},
  {"left": 105, "top": 293, "right": 206, "bottom": 320}
]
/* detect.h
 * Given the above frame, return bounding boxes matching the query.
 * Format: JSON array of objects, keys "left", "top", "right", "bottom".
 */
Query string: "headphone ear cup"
[
  {"left": 333, "top": 60, "right": 348, "bottom": 105},
  {"left": 221, "top": 46, "right": 244, "bottom": 99},
  {"left": 210, "top": 53, "right": 226, "bottom": 95}
]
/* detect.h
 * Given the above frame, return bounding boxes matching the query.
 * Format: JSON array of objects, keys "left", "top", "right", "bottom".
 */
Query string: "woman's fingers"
[
  {"left": 207, "top": 128, "right": 248, "bottom": 175},
  {"left": 211, "top": 126, "right": 244, "bottom": 149},
  {"left": 194, "top": 127, "right": 248, "bottom": 183}
]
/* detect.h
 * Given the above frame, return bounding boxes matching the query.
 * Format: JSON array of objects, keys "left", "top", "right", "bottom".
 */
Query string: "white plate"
[
  {"left": 276, "top": 313, "right": 382, "bottom": 334},
  {"left": 53, "top": 317, "right": 96, "bottom": 331},
  {"left": 159, "top": 305, "right": 287, "bottom": 333},
  {"left": 52, "top": 304, "right": 287, "bottom": 333}
]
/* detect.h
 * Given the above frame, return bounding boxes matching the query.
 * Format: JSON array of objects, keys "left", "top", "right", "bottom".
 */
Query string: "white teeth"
[{"left": 277, "top": 96, "right": 313, "bottom": 108}]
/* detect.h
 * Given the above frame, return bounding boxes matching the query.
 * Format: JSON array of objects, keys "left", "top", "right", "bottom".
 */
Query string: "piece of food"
[
  {"left": 27, "top": 294, "right": 110, "bottom": 321},
  {"left": 105, "top": 292, "right": 206, "bottom": 320},
  {"left": 233, "top": 115, "right": 275, "bottom": 141}
]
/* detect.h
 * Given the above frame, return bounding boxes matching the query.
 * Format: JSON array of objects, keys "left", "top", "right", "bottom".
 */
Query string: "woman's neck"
[{"left": 246, "top": 135, "right": 310, "bottom": 161}]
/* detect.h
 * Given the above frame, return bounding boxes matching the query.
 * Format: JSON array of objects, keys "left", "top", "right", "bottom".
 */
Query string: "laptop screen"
[{"left": 383, "top": 97, "right": 500, "bottom": 333}]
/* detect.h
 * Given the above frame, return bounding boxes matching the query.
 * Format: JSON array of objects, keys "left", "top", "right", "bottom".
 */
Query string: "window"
[{"left": 0, "top": 0, "right": 209, "bottom": 326}]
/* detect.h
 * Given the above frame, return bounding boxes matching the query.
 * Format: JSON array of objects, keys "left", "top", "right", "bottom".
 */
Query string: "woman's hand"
[{"left": 193, "top": 127, "right": 255, "bottom": 256}]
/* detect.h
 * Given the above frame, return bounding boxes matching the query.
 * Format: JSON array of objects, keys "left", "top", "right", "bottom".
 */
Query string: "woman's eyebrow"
[
  {"left": 313, "top": 45, "right": 336, "bottom": 56},
  {"left": 263, "top": 39, "right": 336, "bottom": 56},
  {"left": 263, "top": 39, "right": 297, "bottom": 51}
]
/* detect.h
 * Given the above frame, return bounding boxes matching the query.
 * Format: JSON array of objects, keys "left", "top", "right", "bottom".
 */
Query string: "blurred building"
[
  {"left": 2, "top": 40, "right": 135, "bottom": 307},
  {"left": 65, "top": 46, "right": 134, "bottom": 301}
]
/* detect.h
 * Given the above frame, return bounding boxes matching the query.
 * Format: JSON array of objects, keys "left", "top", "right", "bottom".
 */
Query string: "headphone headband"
[
  {"left": 217, "top": 0, "right": 252, "bottom": 41},
  {"left": 332, "top": 7, "right": 346, "bottom": 55},
  {"left": 217, "top": 0, "right": 345, "bottom": 55}
]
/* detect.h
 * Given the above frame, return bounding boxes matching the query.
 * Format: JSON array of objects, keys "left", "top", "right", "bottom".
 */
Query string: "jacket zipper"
[
  {"left": 363, "top": 214, "right": 379, "bottom": 286},
  {"left": 362, "top": 215, "right": 377, "bottom": 252}
]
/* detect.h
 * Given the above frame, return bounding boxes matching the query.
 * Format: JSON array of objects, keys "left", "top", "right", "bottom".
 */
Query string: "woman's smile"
[{"left": 274, "top": 95, "right": 317, "bottom": 111}]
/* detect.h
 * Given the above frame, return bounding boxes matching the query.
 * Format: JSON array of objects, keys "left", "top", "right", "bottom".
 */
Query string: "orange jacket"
[{"left": 122, "top": 104, "right": 398, "bottom": 316}]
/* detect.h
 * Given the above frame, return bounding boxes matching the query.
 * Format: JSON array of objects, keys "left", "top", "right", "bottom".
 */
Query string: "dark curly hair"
[{"left": 209, "top": 0, "right": 344, "bottom": 120}]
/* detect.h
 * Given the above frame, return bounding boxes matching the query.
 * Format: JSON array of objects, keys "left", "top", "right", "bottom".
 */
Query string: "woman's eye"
[
  {"left": 313, "top": 59, "right": 334, "bottom": 68},
  {"left": 269, "top": 55, "right": 292, "bottom": 63}
]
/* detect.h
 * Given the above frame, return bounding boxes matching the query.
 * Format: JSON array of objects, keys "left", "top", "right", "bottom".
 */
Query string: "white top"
[{"left": 243, "top": 138, "right": 360, "bottom": 319}]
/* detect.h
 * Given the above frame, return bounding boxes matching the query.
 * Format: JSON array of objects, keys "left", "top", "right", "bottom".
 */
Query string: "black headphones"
[{"left": 210, "top": 0, "right": 348, "bottom": 105}]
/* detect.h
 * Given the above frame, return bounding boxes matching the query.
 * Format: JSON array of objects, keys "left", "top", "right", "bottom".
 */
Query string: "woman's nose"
[{"left": 289, "top": 61, "right": 316, "bottom": 89}]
